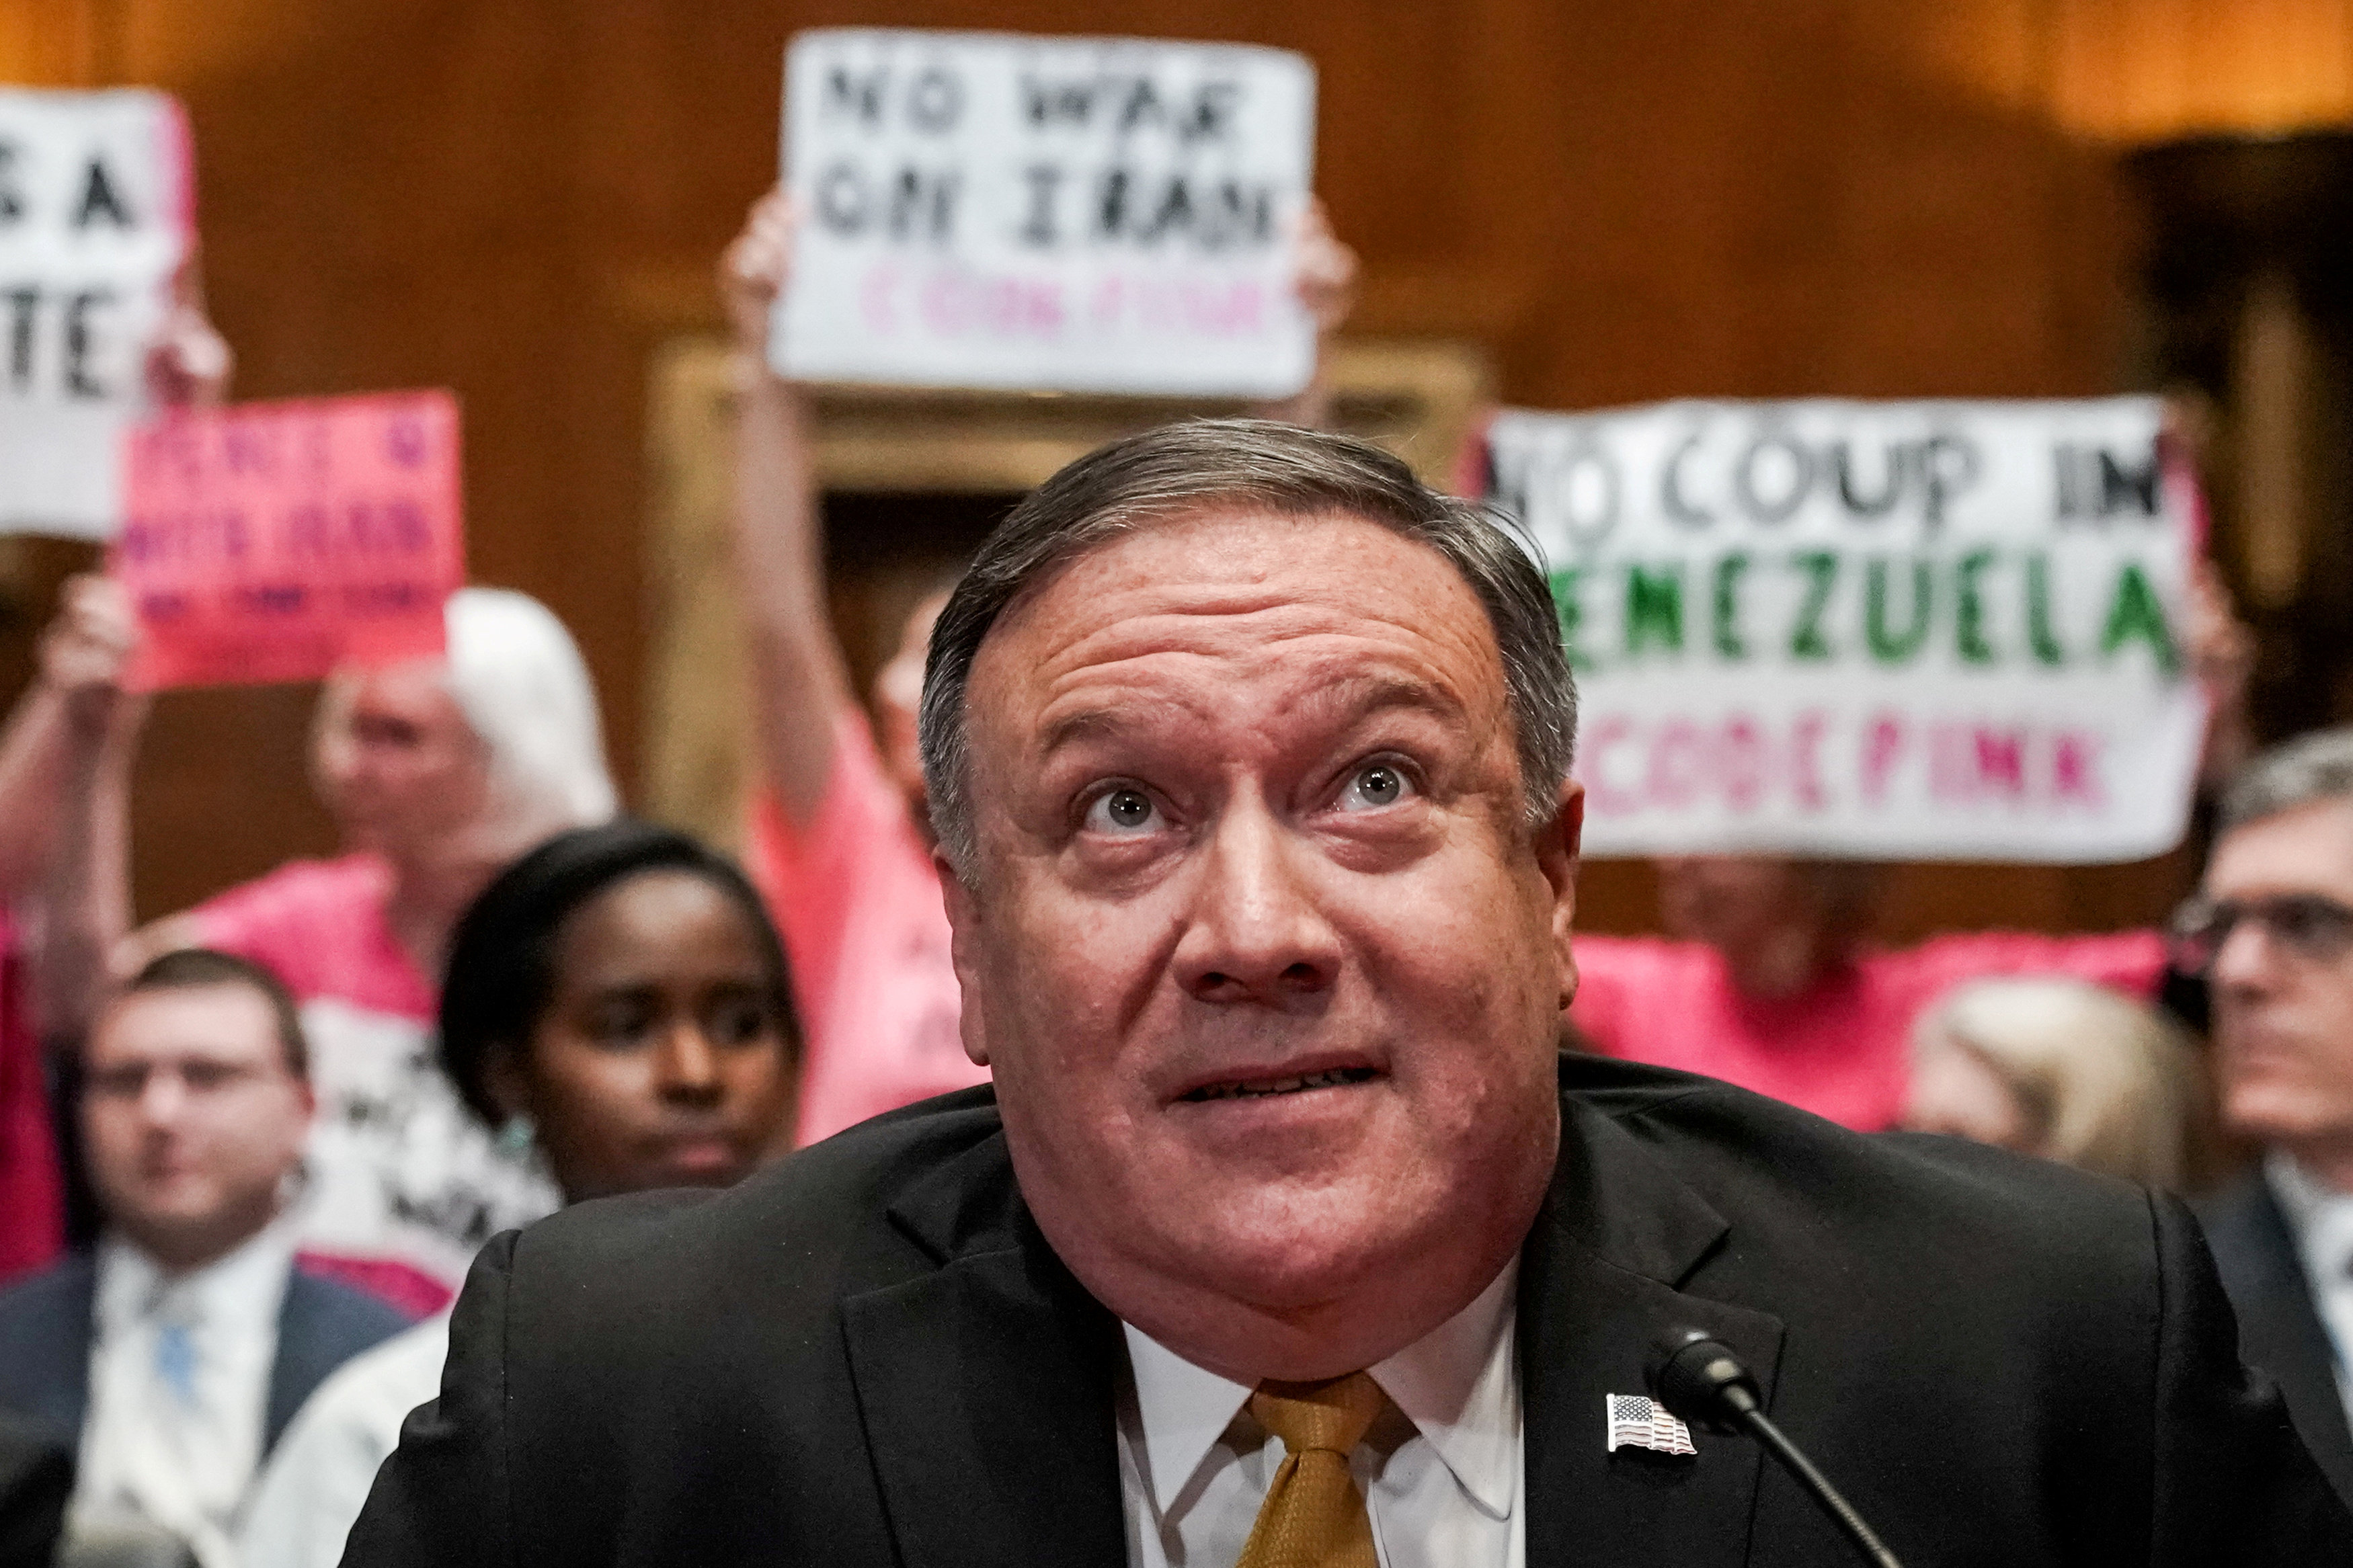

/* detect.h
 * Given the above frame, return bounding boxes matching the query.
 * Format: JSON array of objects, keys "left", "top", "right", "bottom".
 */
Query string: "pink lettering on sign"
[{"left": 112, "top": 390, "right": 464, "bottom": 692}]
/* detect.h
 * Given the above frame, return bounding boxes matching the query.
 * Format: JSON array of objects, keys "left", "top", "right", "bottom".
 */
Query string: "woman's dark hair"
[{"left": 438, "top": 819, "right": 799, "bottom": 1125}]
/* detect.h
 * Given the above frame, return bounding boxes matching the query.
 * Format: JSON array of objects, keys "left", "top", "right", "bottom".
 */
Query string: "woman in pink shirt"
[
  {"left": 1570, "top": 856, "right": 2174, "bottom": 1130},
  {"left": 719, "top": 188, "right": 1361, "bottom": 1144}
]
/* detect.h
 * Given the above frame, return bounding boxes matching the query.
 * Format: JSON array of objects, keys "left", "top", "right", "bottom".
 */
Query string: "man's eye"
[
  {"left": 1337, "top": 761, "right": 1412, "bottom": 811},
  {"left": 1084, "top": 787, "right": 1161, "bottom": 835}
]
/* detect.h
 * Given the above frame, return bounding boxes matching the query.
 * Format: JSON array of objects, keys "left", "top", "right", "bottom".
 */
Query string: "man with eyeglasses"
[
  {"left": 2174, "top": 727, "right": 2353, "bottom": 1504},
  {"left": 0, "top": 950, "right": 407, "bottom": 1568}
]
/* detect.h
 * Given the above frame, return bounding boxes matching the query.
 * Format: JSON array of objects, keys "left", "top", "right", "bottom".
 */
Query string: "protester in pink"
[
  {"left": 0, "top": 582, "right": 143, "bottom": 1282},
  {"left": 50, "top": 588, "right": 617, "bottom": 1296},
  {"left": 719, "top": 188, "right": 1361, "bottom": 1143},
  {"left": 1570, "top": 858, "right": 2171, "bottom": 1130}
]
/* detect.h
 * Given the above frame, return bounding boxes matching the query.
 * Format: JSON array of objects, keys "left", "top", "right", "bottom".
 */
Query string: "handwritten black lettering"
[
  {"left": 72, "top": 155, "right": 134, "bottom": 228},
  {"left": 64, "top": 288, "right": 114, "bottom": 398}
]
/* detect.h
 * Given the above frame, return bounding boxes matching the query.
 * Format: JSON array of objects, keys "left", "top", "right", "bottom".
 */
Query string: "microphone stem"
[{"left": 1736, "top": 1408, "right": 1906, "bottom": 1568}]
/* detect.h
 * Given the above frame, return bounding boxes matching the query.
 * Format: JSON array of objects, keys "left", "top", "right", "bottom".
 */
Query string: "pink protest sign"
[{"left": 112, "top": 390, "right": 465, "bottom": 691}]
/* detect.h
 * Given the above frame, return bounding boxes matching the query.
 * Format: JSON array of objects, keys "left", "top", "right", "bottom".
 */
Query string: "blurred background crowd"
[{"left": 7, "top": 2, "right": 2353, "bottom": 1565}]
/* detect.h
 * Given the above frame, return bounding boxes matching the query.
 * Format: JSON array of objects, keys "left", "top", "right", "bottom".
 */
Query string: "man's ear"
[
  {"left": 936, "top": 852, "right": 991, "bottom": 1067},
  {"left": 1535, "top": 779, "right": 1585, "bottom": 1011}
]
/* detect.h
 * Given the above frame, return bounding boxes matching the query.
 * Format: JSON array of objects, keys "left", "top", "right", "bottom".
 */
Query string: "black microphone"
[{"left": 1649, "top": 1329, "right": 1906, "bottom": 1568}]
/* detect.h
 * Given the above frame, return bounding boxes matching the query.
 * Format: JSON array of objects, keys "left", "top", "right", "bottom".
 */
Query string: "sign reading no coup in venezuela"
[
  {"left": 774, "top": 28, "right": 1318, "bottom": 397},
  {"left": 0, "top": 87, "right": 194, "bottom": 539},
  {"left": 1484, "top": 397, "right": 2201, "bottom": 863},
  {"left": 113, "top": 391, "right": 465, "bottom": 691}
]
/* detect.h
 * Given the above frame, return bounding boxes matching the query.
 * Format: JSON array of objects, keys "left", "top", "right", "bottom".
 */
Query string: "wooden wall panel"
[{"left": 7, "top": 0, "right": 2341, "bottom": 940}]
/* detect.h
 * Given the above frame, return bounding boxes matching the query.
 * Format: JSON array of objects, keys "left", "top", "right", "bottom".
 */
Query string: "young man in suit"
[
  {"left": 0, "top": 950, "right": 407, "bottom": 1568},
  {"left": 348, "top": 421, "right": 2346, "bottom": 1566},
  {"left": 2182, "top": 727, "right": 2353, "bottom": 1505}
]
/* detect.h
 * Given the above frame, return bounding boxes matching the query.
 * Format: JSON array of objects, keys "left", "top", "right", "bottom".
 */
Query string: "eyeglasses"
[
  {"left": 84, "top": 1059, "right": 275, "bottom": 1102},
  {"left": 2166, "top": 893, "right": 2353, "bottom": 976}
]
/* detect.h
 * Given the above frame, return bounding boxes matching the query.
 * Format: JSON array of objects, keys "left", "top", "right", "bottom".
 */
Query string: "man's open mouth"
[{"left": 1179, "top": 1066, "right": 1381, "bottom": 1102}]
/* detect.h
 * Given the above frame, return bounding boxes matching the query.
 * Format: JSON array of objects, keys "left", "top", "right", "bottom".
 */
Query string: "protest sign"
[
  {"left": 1484, "top": 397, "right": 2203, "bottom": 862},
  {"left": 0, "top": 87, "right": 194, "bottom": 539},
  {"left": 775, "top": 28, "right": 1317, "bottom": 397},
  {"left": 113, "top": 391, "right": 465, "bottom": 691}
]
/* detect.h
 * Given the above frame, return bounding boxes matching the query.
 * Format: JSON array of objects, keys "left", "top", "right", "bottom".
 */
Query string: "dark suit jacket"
[
  {"left": 347, "top": 1057, "right": 2350, "bottom": 1566},
  {"left": 0, "top": 1249, "right": 410, "bottom": 1458},
  {"left": 2198, "top": 1173, "right": 2353, "bottom": 1505},
  {"left": 0, "top": 1410, "right": 71, "bottom": 1568}
]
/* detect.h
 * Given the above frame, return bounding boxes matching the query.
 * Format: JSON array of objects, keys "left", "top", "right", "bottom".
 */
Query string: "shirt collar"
[
  {"left": 1119, "top": 1258, "right": 1521, "bottom": 1521},
  {"left": 2267, "top": 1152, "right": 2353, "bottom": 1284},
  {"left": 94, "top": 1215, "right": 297, "bottom": 1336}
]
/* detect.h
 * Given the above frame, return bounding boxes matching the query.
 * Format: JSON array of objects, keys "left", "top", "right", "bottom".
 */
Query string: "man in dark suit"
[
  {"left": 0, "top": 950, "right": 406, "bottom": 1566},
  {"left": 349, "top": 421, "right": 2346, "bottom": 1565},
  {"left": 2176, "top": 727, "right": 2353, "bottom": 1504}
]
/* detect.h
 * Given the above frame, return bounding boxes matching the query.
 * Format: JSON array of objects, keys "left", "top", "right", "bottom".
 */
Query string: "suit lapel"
[
  {"left": 2221, "top": 1181, "right": 2353, "bottom": 1498},
  {"left": 841, "top": 1133, "right": 1126, "bottom": 1568},
  {"left": 1521, "top": 1094, "right": 1784, "bottom": 1568}
]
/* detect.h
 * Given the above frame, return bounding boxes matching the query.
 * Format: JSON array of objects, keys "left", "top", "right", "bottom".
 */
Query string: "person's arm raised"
[
  {"left": 22, "top": 577, "right": 146, "bottom": 1045},
  {"left": 722, "top": 190, "right": 856, "bottom": 829},
  {"left": 1249, "top": 198, "right": 1359, "bottom": 432}
]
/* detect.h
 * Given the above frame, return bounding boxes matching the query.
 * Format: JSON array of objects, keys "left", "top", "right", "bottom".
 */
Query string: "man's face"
[
  {"left": 82, "top": 985, "right": 314, "bottom": 1272},
  {"left": 943, "top": 508, "right": 1577, "bottom": 1381},
  {"left": 2206, "top": 798, "right": 2353, "bottom": 1154},
  {"left": 313, "top": 661, "right": 493, "bottom": 861}
]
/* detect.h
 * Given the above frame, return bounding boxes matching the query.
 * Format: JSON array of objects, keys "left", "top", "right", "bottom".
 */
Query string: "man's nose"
[
  {"left": 2211, "top": 917, "right": 2284, "bottom": 999},
  {"left": 136, "top": 1069, "right": 190, "bottom": 1126},
  {"left": 654, "top": 1021, "right": 725, "bottom": 1104},
  {"left": 1172, "top": 800, "right": 1341, "bottom": 1005}
]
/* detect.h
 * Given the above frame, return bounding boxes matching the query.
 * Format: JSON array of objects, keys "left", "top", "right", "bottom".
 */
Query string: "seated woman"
[
  {"left": 1901, "top": 974, "right": 2223, "bottom": 1192},
  {"left": 237, "top": 820, "right": 799, "bottom": 1568}
]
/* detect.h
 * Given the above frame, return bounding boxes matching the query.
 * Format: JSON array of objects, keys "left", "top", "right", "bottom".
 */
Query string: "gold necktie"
[{"left": 1235, "top": 1371, "right": 1387, "bottom": 1568}]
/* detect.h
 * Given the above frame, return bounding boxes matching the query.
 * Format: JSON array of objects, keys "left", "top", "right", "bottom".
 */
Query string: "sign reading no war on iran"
[
  {"left": 112, "top": 391, "right": 465, "bottom": 692},
  {"left": 1484, "top": 398, "right": 2202, "bottom": 862},
  {"left": 0, "top": 87, "right": 194, "bottom": 539},
  {"left": 775, "top": 28, "right": 1317, "bottom": 397}
]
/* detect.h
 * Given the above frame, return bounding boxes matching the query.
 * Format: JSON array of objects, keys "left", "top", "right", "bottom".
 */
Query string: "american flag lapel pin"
[{"left": 1606, "top": 1393, "right": 1698, "bottom": 1456}]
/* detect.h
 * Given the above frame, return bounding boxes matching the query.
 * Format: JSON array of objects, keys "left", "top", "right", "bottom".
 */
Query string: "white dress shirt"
[
  {"left": 71, "top": 1220, "right": 297, "bottom": 1568},
  {"left": 1116, "top": 1262, "right": 1522, "bottom": 1568},
  {"left": 2265, "top": 1153, "right": 2353, "bottom": 1434},
  {"left": 239, "top": 1310, "right": 450, "bottom": 1568}
]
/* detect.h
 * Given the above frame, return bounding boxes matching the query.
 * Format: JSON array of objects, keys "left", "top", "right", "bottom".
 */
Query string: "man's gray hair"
[
  {"left": 916, "top": 419, "right": 1578, "bottom": 881},
  {"left": 2221, "top": 725, "right": 2353, "bottom": 834}
]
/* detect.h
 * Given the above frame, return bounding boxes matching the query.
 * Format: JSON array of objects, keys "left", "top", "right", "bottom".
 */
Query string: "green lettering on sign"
[
  {"left": 1864, "top": 557, "right": 1931, "bottom": 665},
  {"left": 1956, "top": 548, "right": 1997, "bottom": 666},
  {"left": 1712, "top": 552, "right": 1749, "bottom": 660},
  {"left": 1626, "top": 565, "right": 1683, "bottom": 656},
  {"left": 2026, "top": 553, "right": 2067, "bottom": 667},
  {"left": 1788, "top": 551, "right": 1837, "bottom": 662},
  {"left": 2100, "top": 561, "right": 2180, "bottom": 677}
]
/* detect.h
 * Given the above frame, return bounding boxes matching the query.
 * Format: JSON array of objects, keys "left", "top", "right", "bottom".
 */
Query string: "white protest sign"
[
  {"left": 1484, "top": 397, "right": 2204, "bottom": 862},
  {"left": 775, "top": 28, "right": 1316, "bottom": 397},
  {"left": 0, "top": 88, "right": 193, "bottom": 540}
]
